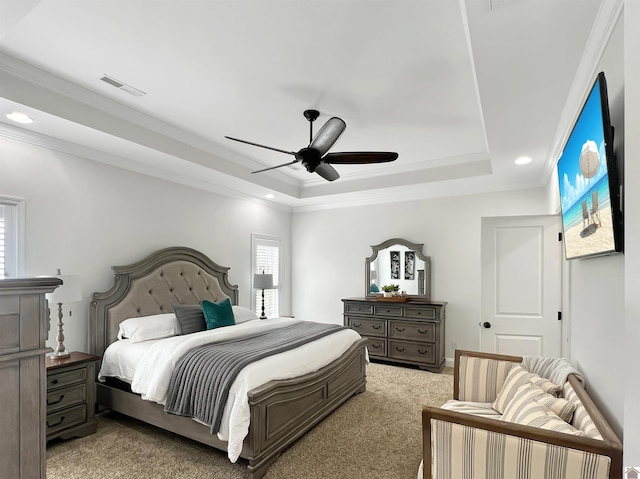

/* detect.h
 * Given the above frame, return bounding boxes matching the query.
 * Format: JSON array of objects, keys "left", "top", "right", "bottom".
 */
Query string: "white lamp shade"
[
  {"left": 49, "top": 275, "right": 83, "bottom": 303},
  {"left": 253, "top": 273, "right": 273, "bottom": 290}
]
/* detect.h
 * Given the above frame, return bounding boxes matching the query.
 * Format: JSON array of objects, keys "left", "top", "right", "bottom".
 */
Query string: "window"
[
  {"left": 0, "top": 197, "right": 25, "bottom": 279},
  {"left": 251, "top": 234, "right": 281, "bottom": 318}
]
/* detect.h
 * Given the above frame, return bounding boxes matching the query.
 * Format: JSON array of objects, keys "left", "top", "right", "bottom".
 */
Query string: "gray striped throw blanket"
[{"left": 164, "top": 321, "right": 346, "bottom": 433}]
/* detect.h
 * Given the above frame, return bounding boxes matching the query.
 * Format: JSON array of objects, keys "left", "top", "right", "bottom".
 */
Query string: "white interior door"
[{"left": 480, "top": 215, "right": 562, "bottom": 357}]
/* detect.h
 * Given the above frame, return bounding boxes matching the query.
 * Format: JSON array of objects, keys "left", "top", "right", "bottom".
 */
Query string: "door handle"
[{"left": 482, "top": 321, "right": 492, "bottom": 329}]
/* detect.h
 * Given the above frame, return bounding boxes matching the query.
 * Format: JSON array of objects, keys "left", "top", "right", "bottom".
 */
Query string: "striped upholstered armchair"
[{"left": 421, "top": 350, "right": 622, "bottom": 479}]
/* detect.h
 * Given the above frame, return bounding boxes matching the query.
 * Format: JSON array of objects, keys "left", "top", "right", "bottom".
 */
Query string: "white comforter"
[{"left": 99, "top": 318, "right": 363, "bottom": 462}]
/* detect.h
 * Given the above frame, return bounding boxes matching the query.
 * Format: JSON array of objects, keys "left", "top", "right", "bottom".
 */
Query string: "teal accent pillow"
[{"left": 201, "top": 298, "right": 235, "bottom": 330}]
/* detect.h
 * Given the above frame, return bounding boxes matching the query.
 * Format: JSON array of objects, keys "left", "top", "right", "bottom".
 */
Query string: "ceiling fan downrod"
[{"left": 303, "top": 109, "right": 320, "bottom": 144}]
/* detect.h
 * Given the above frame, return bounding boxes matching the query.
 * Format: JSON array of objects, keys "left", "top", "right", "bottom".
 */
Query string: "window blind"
[
  {"left": 0, "top": 206, "right": 5, "bottom": 278},
  {"left": 0, "top": 198, "right": 25, "bottom": 279},
  {"left": 252, "top": 235, "right": 281, "bottom": 318}
]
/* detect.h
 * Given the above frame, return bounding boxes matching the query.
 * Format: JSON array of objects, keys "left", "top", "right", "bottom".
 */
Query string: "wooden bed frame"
[{"left": 89, "top": 246, "right": 367, "bottom": 479}]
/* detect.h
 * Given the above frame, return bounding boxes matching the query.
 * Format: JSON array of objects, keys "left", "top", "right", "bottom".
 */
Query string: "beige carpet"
[{"left": 46, "top": 362, "right": 453, "bottom": 479}]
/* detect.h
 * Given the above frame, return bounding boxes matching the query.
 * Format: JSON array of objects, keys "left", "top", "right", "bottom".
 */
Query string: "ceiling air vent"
[{"left": 100, "top": 74, "right": 146, "bottom": 97}]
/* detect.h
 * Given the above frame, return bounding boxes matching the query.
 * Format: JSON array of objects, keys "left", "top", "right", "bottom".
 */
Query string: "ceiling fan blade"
[
  {"left": 315, "top": 163, "right": 340, "bottom": 182},
  {"left": 251, "top": 159, "right": 299, "bottom": 174},
  {"left": 322, "top": 151, "right": 399, "bottom": 164},
  {"left": 309, "top": 117, "right": 346, "bottom": 156},
  {"left": 225, "top": 136, "right": 296, "bottom": 156}
]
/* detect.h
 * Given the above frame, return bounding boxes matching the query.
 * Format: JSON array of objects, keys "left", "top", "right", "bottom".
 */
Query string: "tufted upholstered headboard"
[{"left": 89, "top": 246, "right": 239, "bottom": 357}]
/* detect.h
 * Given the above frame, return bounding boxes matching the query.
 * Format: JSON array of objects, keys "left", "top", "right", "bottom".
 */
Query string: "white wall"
[
  {"left": 560, "top": 11, "right": 625, "bottom": 439},
  {"left": 0, "top": 136, "right": 292, "bottom": 354},
  {"left": 624, "top": 0, "right": 640, "bottom": 466},
  {"left": 291, "top": 187, "right": 549, "bottom": 357}
]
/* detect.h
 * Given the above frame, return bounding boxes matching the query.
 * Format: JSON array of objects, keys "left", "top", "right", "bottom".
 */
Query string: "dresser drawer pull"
[
  {"left": 47, "top": 416, "right": 65, "bottom": 428},
  {"left": 372, "top": 325, "right": 381, "bottom": 330},
  {"left": 418, "top": 349, "right": 429, "bottom": 355},
  {"left": 47, "top": 394, "right": 65, "bottom": 406},
  {"left": 395, "top": 346, "right": 405, "bottom": 352},
  {"left": 352, "top": 322, "right": 362, "bottom": 327},
  {"left": 395, "top": 327, "right": 405, "bottom": 332},
  {"left": 418, "top": 329, "right": 429, "bottom": 334},
  {"left": 51, "top": 379, "right": 59, "bottom": 385},
  {"left": 370, "top": 343, "right": 381, "bottom": 349}
]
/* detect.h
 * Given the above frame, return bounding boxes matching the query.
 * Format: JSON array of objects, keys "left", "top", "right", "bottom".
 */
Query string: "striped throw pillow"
[
  {"left": 501, "top": 383, "right": 577, "bottom": 422},
  {"left": 501, "top": 397, "right": 585, "bottom": 436},
  {"left": 492, "top": 365, "right": 561, "bottom": 414}
]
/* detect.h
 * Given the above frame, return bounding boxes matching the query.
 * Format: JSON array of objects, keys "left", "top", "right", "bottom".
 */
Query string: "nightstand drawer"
[
  {"left": 346, "top": 317, "right": 387, "bottom": 338},
  {"left": 46, "top": 383, "right": 87, "bottom": 413},
  {"left": 47, "top": 367, "right": 87, "bottom": 389},
  {"left": 364, "top": 337, "right": 387, "bottom": 357},
  {"left": 46, "top": 404, "right": 87, "bottom": 436},
  {"left": 388, "top": 320, "right": 435, "bottom": 342},
  {"left": 388, "top": 340, "right": 435, "bottom": 364},
  {"left": 46, "top": 351, "right": 100, "bottom": 442}
]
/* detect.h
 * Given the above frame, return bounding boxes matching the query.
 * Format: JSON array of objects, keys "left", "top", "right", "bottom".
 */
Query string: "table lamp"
[
  {"left": 253, "top": 271, "right": 273, "bottom": 320},
  {"left": 48, "top": 272, "right": 82, "bottom": 359}
]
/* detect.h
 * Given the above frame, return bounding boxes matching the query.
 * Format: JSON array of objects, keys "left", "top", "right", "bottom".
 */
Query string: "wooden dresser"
[
  {"left": 0, "top": 277, "right": 61, "bottom": 479},
  {"left": 46, "top": 352, "right": 99, "bottom": 441},
  {"left": 342, "top": 297, "right": 446, "bottom": 372}
]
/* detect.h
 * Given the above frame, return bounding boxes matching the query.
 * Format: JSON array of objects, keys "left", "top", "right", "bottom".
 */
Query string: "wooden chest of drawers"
[
  {"left": 342, "top": 298, "right": 446, "bottom": 372},
  {"left": 45, "top": 352, "right": 99, "bottom": 441}
]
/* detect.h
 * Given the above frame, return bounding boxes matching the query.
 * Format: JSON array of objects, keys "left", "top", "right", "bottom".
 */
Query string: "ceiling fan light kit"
[{"left": 225, "top": 110, "right": 398, "bottom": 182}]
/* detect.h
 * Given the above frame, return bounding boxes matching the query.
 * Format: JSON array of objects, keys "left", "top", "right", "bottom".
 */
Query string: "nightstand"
[{"left": 45, "top": 351, "right": 99, "bottom": 442}]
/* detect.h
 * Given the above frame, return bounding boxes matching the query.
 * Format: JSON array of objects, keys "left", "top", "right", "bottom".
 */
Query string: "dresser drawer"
[
  {"left": 46, "top": 383, "right": 87, "bottom": 413},
  {"left": 373, "top": 305, "right": 403, "bottom": 317},
  {"left": 46, "top": 404, "right": 87, "bottom": 436},
  {"left": 388, "top": 320, "right": 435, "bottom": 342},
  {"left": 364, "top": 337, "right": 387, "bottom": 357},
  {"left": 47, "top": 367, "right": 87, "bottom": 389},
  {"left": 347, "top": 317, "right": 387, "bottom": 338},
  {"left": 388, "top": 340, "right": 435, "bottom": 364},
  {"left": 345, "top": 303, "right": 373, "bottom": 314},
  {"left": 404, "top": 307, "right": 436, "bottom": 320}
]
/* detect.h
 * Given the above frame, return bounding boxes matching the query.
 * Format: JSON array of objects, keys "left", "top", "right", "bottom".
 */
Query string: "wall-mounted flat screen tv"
[{"left": 556, "top": 71, "right": 623, "bottom": 260}]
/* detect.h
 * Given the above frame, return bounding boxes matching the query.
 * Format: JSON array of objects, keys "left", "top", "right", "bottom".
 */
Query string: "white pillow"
[
  {"left": 232, "top": 305, "right": 259, "bottom": 324},
  {"left": 117, "top": 313, "right": 180, "bottom": 343}
]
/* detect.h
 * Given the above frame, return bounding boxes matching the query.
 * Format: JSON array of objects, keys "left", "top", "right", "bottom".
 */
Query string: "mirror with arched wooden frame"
[{"left": 365, "top": 238, "right": 431, "bottom": 299}]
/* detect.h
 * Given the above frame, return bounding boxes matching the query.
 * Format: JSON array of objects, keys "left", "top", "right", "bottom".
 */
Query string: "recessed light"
[
  {"left": 514, "top": 156, "right": 532, "bottom": 165},
  {"left": 265, "top": 194, "right": 275, "bottom": 199},
  {"left": 6, "top": 112, "right": 34, "bottom": 124}
]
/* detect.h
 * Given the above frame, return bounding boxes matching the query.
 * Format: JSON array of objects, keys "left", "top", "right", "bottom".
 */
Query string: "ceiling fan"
[{"left": 225, "top": 109, "right": 398, "bottom": 182}]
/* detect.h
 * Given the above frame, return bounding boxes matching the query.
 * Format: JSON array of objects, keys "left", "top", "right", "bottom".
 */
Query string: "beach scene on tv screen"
[{"left": 557, "top": 80, "right": 615, "bottom": 259}]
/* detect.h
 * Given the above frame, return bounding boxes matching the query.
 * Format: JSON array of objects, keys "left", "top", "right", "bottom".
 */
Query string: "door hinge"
[
  {"left": 558, "top": 232, "right": 563, "bottom": 242},
  {"left": 558, "top": 311, "right": 562, "bottom": 321}
]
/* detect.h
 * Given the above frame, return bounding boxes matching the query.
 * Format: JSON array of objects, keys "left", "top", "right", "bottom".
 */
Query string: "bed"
[{"left": 89, "top": 246, "right": 367, "bottom": 479}]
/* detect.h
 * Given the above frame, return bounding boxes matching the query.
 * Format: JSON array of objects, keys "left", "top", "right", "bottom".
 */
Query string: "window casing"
[
  {"left": 0, "top": 197, "right": 25, "bottom": 279},
  {"left": 251, "top": 234, "right": 281, "bottom": 318}
]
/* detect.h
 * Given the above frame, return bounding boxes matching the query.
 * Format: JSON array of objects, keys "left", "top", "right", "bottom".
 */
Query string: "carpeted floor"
[{"left": 46, "top": 362, "right": 453, "bottom": 479}]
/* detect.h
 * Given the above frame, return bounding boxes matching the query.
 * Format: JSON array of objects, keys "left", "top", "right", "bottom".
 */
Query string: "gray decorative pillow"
[{"left": 173, "top": 304, "right": 207, "bottom": 335}]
